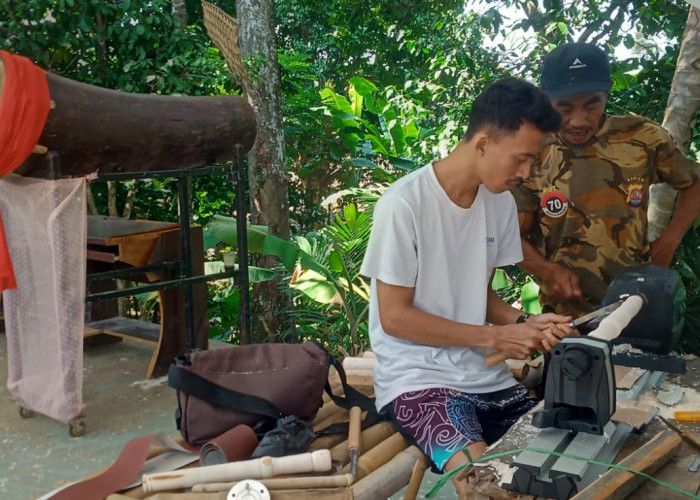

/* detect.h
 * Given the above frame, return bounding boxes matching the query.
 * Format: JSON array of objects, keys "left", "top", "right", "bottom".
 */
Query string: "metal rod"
[
  {"left": 94, "top": 164, "right": 230, "bottom": 181},
  {"left": 85, "top": 270, "right": 236, "bottom": 303},
  {"left": 232, "top": 144, "right": 251, "bottom": 344},
  {"left": 86, "top": 261, "right": 181, "bottom": 282},
  {"left": 178, "top": 175, "right": 197, "bottom": 351}
]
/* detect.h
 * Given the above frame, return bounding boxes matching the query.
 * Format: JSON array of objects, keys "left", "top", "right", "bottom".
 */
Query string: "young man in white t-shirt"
[{"left": 360, "top": 77, "right": 575, "bottom": 498}]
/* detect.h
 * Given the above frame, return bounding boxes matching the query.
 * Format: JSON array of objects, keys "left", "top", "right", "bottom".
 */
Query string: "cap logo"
[{"left": 569, "top": 57, "right": 586, "bottom": 70}]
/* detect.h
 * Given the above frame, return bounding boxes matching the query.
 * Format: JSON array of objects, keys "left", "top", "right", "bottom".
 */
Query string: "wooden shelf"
[{"left": 85, "top": 317, "right": 161, "bottom": 345}]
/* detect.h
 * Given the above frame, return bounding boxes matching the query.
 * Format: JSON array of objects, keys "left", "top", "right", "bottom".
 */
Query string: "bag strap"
[
  {"left": 310, "top": 340, "right": 389, "bottom": 435},
  {"left": 168, "top": 363, "right": 282, "bottom": 420}
]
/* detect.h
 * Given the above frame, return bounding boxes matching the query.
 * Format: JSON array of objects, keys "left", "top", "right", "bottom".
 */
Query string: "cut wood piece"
[
  {"left": 611, "top": 405, "right": 658, "bottom": 431},
  {"left": 614, "top": 366, "right": 647, "bottom": 390},
  {"left": 570, "top": 430, "right": 681, "bottom": 499},
  {"left": 17, "top": 71, "right": 256, "bottom": 178}
]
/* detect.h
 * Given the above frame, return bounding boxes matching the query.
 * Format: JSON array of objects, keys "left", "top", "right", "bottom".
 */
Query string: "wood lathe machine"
[{"left": 497, "top": 265, "right": 687, "bottom": 499}]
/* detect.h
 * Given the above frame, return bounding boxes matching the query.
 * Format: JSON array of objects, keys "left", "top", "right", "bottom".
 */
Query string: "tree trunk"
[
  {"left": 171, "top": 0, "right": 188, "bottom": 29},
  {"left": 649, "top": 6, "right": 700, "bottom": 240},
  {"left": 235, "top": 0, "right": 293, "bottom": 343}
]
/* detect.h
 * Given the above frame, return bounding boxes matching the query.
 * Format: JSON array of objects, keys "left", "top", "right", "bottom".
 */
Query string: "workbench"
[
  {"left": 464, "top": 357, "right": 700, "bottom": 499},
  {"left": 84, "top": 215, "right": 209, "bottom": 379}
]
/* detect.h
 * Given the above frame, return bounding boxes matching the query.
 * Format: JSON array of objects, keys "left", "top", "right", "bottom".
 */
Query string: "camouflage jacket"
[{"left": 512, "top": 114, "right": 699, "bottom": 316}]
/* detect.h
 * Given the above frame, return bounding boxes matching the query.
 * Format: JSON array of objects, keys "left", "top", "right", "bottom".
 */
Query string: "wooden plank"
[
  {"left": 86, "top": 248, "right": 119, "bottom": 263},
  {"left": 571, "top": 430, "right": 681, "bottom": 499},
  {"left": 87, "top": 215, "right": 180, "bottom": 245},
  {"left": 635, "top": 442, "right": 700, "bottom": 499},
  {"left": 85, "top": 317, "right": 161, "bottom": 344}
]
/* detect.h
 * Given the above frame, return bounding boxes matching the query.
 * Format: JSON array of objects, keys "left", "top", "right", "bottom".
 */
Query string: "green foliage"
[
  {"left": 492, "top": 267, "right": 543, "bottom": 315},
  {"left": 0, "top": 0, "right": 236, "bottom": 95},
  {"left": 205, "top": 191, "right": 379, "bottom": 356},
  {"left": 4, "top": 0, "right": 700, "bottom": 355},
  {"left": 673, "top": 222, "right": 700, "bottom": 354}
]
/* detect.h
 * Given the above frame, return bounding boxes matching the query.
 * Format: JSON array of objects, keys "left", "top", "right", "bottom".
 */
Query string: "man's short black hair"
[{"left": 464, "top": 77, "right": 561, "bottom": 141}]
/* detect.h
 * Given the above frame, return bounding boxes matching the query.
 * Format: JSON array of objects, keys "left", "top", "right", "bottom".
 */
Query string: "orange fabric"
[{"left": 0, "top": 51, "right": 51, "bottom": 293}]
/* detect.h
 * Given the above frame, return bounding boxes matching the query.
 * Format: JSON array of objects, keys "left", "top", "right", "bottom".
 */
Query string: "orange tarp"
[{"left": 0, "top": 50, "right": 51, "bottom": 293}]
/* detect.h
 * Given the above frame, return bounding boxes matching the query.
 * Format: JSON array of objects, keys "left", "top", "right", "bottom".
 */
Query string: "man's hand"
[
  {"left": 543, "top": 264, "right": 583, "bottom": 301},
  {"left": 529, "top": 312, "right": 577, "bottom": 351}
]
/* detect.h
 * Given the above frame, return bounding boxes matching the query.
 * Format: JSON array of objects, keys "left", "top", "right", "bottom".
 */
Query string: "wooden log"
[
  {"left": 571, "top": 430, "right": 682, "bottom": 499},
  {"left": 16, "top": 71, "right": 256, "bottom": 178},
  {"left": 351, "top": 446, "right": 428, "bottom": 500}
]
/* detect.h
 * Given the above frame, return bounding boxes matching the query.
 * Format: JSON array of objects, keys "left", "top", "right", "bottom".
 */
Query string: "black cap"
[{"left": 541, "top": 43, "right": 611, "bottom": 98}]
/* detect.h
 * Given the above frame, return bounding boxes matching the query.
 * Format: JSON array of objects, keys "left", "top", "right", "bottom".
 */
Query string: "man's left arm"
[{"left": 651, "top": 180, "right": 700, "bottom": 267}]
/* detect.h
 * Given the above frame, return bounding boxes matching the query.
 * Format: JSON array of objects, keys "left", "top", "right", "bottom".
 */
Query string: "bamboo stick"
[
  {"left": 191, "top": 473, "right": 354, "bottom": 492},
  {"left": 571, "top": 430, "right": 681, "bottom": 499},
  {"left": 267, "top": 488, "right": 353, "bottom": 499},
  {"left": 328, "top": 421, "right": 396, "bottom": 467},
  {"left": 141, "top": 450, "right": 332, "bottom": 493},
  {"left": 351, "top": 446, "right": 428, "bottom": 500},
  {"left": 339, "top": 432, "right": 409, "bottom": 479},
  {"left": 403, "top": 458, "right": 429, "bottom": 500}
]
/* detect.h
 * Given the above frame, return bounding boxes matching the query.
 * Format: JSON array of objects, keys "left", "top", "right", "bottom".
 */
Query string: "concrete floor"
[
  {"left": 0, "top": 332, "right": 454, "bottom": 500},
  {"left": 0, "top": 333, "right": 177, "bottom": 500}
]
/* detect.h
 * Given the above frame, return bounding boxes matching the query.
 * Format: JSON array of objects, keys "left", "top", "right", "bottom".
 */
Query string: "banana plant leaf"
[
  {"left": 206, "top": 216, "right": 332, "bottom": 280},
  {"left": 521, "top": 280, "right": 543, "bottom": 315}
]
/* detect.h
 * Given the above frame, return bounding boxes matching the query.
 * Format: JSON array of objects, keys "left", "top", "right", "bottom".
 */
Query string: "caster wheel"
[
  {"left": 69, "top": 420, "right": 86, "bottom": 437},
  {"left": 19, "top": 406, "right": 35, "bottom": 418}
]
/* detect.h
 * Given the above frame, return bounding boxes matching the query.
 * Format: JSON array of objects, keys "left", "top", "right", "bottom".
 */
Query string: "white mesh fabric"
[{"left": 0, "top": 176, "right": 86, "bottom": 423}]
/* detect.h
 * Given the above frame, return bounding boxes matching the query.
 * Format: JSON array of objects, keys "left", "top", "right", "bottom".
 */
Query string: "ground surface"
[{"left": 0, "top": 334, "right": 453, "bottom": 500}]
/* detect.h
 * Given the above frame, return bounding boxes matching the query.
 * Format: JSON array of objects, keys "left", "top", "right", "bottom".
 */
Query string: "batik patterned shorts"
[{"left": 390, "top": 385, "right": 536, "bottom": 470}]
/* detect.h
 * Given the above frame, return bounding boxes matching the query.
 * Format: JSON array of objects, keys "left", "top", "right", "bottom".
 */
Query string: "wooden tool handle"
[{"left": 348, "top": 406, "right": 362, "bottom": 453}]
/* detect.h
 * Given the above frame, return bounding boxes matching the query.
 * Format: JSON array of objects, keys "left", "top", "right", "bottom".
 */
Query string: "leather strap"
[{"left": 43, "top": 434, "right": 196, "bottom": 500}]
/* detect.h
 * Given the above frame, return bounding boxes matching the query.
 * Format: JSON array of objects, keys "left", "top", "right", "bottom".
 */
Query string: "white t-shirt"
[{"left": 360, "top": 163, "right": 524, "bottom": 411}]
